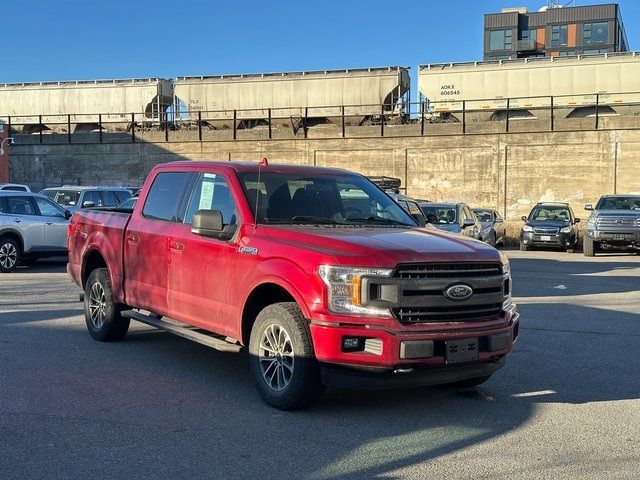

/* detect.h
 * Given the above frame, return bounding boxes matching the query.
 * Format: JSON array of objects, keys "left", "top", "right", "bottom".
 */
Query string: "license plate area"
[
  {"left": 540, "top": 235, "right": 551, "bottom": 241},
  {"left": 611, "top": 234, "right": 627, "bottom": 240},
  {"left": 445, "top": 337, "right": 479, "bottom": 364}
]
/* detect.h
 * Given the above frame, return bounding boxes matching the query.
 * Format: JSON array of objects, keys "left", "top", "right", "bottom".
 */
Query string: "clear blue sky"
[{"left": 3, "top": 0, "right": 638, "bottom": 84}]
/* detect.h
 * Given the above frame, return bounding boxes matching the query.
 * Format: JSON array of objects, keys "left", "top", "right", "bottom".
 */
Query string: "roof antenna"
[{"left": 253, "top": 157, "right": 268, "bottom": 232}]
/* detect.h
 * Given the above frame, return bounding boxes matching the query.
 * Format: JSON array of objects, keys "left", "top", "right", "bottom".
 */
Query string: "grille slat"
[
  {"left": 395, "top": 263, "right": 502, "bottom": 279},
  {"left": 533, "top": 227, "right": 560, "bottom": 234},
  {"left": 596, "top": 216, "right": 640, "bottom": 228},
  {"left": 395, "top": 303, "right": 503, "bottom": 323}
]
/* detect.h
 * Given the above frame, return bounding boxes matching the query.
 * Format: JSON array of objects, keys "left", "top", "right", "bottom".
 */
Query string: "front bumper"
[
  {"left": 587, "top": 229, "right": 640, "bottom": 243},
  {"left": 521, "top": 231, "right": 575, "bottom": 248},
  {"left": 309, "top": 307, "right": 519, "bottom": 383}
]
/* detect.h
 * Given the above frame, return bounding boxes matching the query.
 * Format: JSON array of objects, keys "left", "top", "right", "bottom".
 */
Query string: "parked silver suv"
[
  {"left": 0, "top": 192, "right": 71, "bottom": 272},
  {"left": 39, "top": 186, "right": 132, "bottom": 213}
]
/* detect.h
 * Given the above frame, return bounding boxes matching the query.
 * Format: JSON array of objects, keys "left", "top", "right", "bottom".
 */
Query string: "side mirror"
[
  {"left": 411, "top": 213, "right": 426, "bottom": 227},
  {"left": 64, "top": 210, "right": 72, "bottom": 219},
  {"left": 574, "top": 218, "right": 581, "bottom": 224},
  {"left": 521, "top": 215, "right": 527, "bottom": 221},
  {"left": 82, "top": 200, "right": 95, "bottom": 208},
  {"left": 584, "top": 204, "right": 593, "bottom": 211},
  {"left": 191, "top": 209, "right": 236, "bottom": 240},
  {"left": 462, "top": 218, "right": 475, "bottom": 228},
  {"left": 425, "top": 213, "right": 438, "bottom": 224}
]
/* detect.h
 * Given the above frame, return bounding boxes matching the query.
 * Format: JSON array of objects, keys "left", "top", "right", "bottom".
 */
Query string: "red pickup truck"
[{"left": 68, "top": 160, "right": 519, "bottom": 410}]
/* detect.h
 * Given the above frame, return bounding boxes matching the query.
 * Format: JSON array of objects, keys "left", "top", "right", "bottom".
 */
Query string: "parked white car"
[
  {"left": 0, "top": 183, "right": 31, "bottom": 192},
  {"left": 39, "top": 186, "right": 132, "bottom": 213},
  {"left": 0, "top": 191, "right": 71, "bottom": 272}
]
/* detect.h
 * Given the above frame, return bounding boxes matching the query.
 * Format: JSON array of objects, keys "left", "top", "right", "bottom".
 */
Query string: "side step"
[{"left": 122, "top": 310, "right": 242, "bottom": 353}]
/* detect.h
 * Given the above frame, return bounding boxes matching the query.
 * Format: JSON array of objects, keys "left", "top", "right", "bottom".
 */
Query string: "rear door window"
[
  {"left": 7, "top": 196, "right": 37, "bottom": 215},
  {"left": 34, "top": 197, "right": 66, "bottom": 217},
  {"left": 143, "top": 172, "right": 193, "bottom": 222}
]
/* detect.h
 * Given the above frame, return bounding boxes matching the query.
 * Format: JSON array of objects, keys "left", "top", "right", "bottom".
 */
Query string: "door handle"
[
  {"left": 12, "top": 218, "right": 21, "bottom": 223},
  {"left": 45, "top": 221, "right": 53, "bottom": 225},
  {"left": 127, "top": 234, "right": 140, "bottom": 245},
  {"left": 169, "top": 242, "right": 184, "bottom": 252}
]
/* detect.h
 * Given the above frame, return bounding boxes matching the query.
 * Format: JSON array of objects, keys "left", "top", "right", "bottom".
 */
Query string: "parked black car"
[
  {"left": 473, "top": 208, "right": 506, "bottom": 247},
  {"left": 419, "top": 202, "right": 481, "bottom": 239},
  {"left": 520, "top": 202, "right": 580, "bottom": 252}
]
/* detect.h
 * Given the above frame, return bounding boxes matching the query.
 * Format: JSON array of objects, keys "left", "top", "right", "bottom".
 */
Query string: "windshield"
[
  {"left": 421, "top": 206, "right": 457, "bottom": 224},
  {"left": 237, "top": 172, "right": 416, "bottom": 227},
  {"left": 595, "top": 196, "right": 640, "bottom": 211},
  {"left": 473, "top": 209, "right": 494, "bottom": 222},
  {"left": 529, "top": 206, "right": 571, "bottom": 222},
  {"left": 42, "top": 189, "right": 82, "bottom": 206}
]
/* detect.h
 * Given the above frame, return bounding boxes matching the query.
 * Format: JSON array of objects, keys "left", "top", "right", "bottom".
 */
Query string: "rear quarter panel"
[{"left": 69, "top": 210, "right": 130, "bottom": 302}]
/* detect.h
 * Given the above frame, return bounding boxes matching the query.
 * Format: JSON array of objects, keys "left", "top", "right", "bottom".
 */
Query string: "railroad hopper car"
[
  {"left": 173, "top": 66, "right": 410, "bottom": 128},
  {"left": 419, "top": 51, "right": 640, "bottom": 122},
  {"left": 0, "top": 78, "right": 173, "bottom": 133}
]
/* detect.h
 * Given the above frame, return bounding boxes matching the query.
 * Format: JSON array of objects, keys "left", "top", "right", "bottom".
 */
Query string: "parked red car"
[{"left": 68, "top": 161, "right": 519, "bottom": 410}]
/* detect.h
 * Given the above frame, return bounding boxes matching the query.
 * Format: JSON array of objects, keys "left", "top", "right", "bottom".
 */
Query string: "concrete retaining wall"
[{"left": 8, "top": 128, "right": 640, "bottom": 223}]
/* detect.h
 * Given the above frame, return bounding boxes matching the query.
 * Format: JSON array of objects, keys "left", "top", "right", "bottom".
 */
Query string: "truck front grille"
[
  {"left": 394, "top": 263, "right": 502, "bottom": 279},
  {"left": 596, "top": 216, "right": 640, "bottom": 228},
  {"left": 386, "top": 262, "right": 507, "bottom": 324},
  {"left": 393, "top": 303, "right": 503, "bottom": 323}
]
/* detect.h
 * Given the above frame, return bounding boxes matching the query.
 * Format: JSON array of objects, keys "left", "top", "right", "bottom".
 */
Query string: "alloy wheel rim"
[
  {"left": 0, "top": 242, "right": 17, "bottom": 269},
  {"left": 88, "top": 282, "right": 107, "bottom": 329},
  {"left": 259, "top": 324, "right": 294, "bottom": 392}
]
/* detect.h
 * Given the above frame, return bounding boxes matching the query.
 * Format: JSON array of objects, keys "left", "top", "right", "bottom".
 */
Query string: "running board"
[{"left": 122, "top": 310, "right": 242, "bottom": 353}]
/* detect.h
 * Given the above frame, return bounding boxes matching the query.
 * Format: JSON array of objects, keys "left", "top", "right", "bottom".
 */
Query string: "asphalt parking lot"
[{"left": 1, "top": 250, "right": 639, "bottom": 480}]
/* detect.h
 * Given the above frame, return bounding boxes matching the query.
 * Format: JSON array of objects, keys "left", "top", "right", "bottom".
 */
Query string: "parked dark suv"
[{"left": 520, "top": 202, "right": 580, "bottom": 252}]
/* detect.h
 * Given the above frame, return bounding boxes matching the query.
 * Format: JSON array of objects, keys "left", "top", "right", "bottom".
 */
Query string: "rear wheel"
[
  {"left": 583, "top": 236, "right": 596, "bottom": 257},
  {"left": 0, "top": 237, "right": 20, "bottom": 273},
  {"left": 84, "top": 268, "right": 130, "bottom": 341},
  {"left": 249, "top": 302, "right": 325, "bottom": 410}
]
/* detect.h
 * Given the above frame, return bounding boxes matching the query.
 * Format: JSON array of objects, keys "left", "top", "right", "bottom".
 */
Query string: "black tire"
[
  {"left": 249, "top": 302, "right": 325, "bottom": 410},
  {"left": 519, "top": 242, "right": 529, "bottom": 251},
  {"left": 583, "top": 236, "right": 596, "bottom": 257},
  {"left": 83, "top": 268, "right": 130, "bottom": 341},
  {"left": 448, "top": 374, "right": 493, "bottom": 388},
  {"left": 488, "top": 232, "right": 497, "bottom": 247},
  {"left": 0, "top": 236, "right": 20, "bottom": 273}
]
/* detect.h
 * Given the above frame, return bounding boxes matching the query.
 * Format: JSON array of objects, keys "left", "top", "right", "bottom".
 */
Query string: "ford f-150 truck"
[
  {"left": 67, "top": 160, "right": 519, "bottom": 410},
  {"left": 584, "top": 195, "right": 640, "bottom": 256}
]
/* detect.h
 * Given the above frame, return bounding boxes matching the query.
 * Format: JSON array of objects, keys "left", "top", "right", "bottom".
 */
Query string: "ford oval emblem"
[{"left": 444, "top": 284, "right": 473, "bottom": 301}]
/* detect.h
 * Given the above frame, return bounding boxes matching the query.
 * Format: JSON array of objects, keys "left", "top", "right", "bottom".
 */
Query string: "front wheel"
[
  {"left": 583, "top": 236, "right": 596, "bottom": 257},
  {"left": 0, "top": 237, "right": 20, "bottom": 273},
  {"left": 84, "top": 268, "right": 130, "bottom": 341},
  {"left": 249, "top": 302, "right": 325, "bottom": 410}
]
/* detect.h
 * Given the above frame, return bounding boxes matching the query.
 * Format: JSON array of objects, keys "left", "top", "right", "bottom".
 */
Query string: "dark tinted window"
[
  {"left": 184, "top": 173, "right": 237, "bottom": 225},
  {"left": 114, "top": 190, "right": 132, "bottom": 203},
  {"left": 474, "top": 210, "right": 494, "bottom": 222},
  {"left": 595, "top": 196, "right": 640, "bottom": 211},
  {"left": 2, "top": 185, "right": 28, "bottom": 191},
  {"left": 7, "top": 196, "right": 37, "bottom": 215},
  {"left": 143, "top": 172, "right": 192, "bottom": 222},
  {"left": 101, "top": 191, "right": 119, "bottom": 207},
  {"left": 82, "top": 191, "right": 103, "bottom": 207}
]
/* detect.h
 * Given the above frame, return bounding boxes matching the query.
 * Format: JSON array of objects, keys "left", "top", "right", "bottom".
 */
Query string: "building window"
[
  {"left": 583, "top": 22, "right": 608, "bottom": 44},
  {"left": 550, "top": 25, "right": 568, "bottom": 47},
  {"left": 489, "top": 29, "right": 513, "bottom": 51},
  {"left": 488, "top": 55, "right": 512, "bottom": 61},
  {"left": 520, "top": 29, "right": 537, "bottom": 42},
  {"left": 582, "top": 49, "right": 608, "bottom": 55},
  {"left": 558, "top": 51, "right": 577, "bottom": 57}
]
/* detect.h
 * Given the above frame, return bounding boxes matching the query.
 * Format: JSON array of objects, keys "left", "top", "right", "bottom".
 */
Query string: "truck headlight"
[
  {"left": 560, "top": 226, "right": 572, "bottom": 233},
  {"left": 318, "top": 265, "right": 393, "bottom": 316},
  {"left": 522, "top": 225, "right": 533, "bottom": 232}
]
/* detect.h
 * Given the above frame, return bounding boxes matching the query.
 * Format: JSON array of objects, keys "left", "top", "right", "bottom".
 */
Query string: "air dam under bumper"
[{"left": 321, "top": 356, "right": 506, "bottom": 389}]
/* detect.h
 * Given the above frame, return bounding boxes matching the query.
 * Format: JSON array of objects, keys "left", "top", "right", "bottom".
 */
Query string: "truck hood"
[{"left": 264, "top": 225, "right": 501, "bottom": 267}]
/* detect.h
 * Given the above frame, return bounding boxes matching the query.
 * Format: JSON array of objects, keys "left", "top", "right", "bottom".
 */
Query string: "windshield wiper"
[
  {"left": 345, "top": 216, "right": 413, "bottom": 227},
  {"left": 285, "top": 216, "right": 345, "bottom": 225}
]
